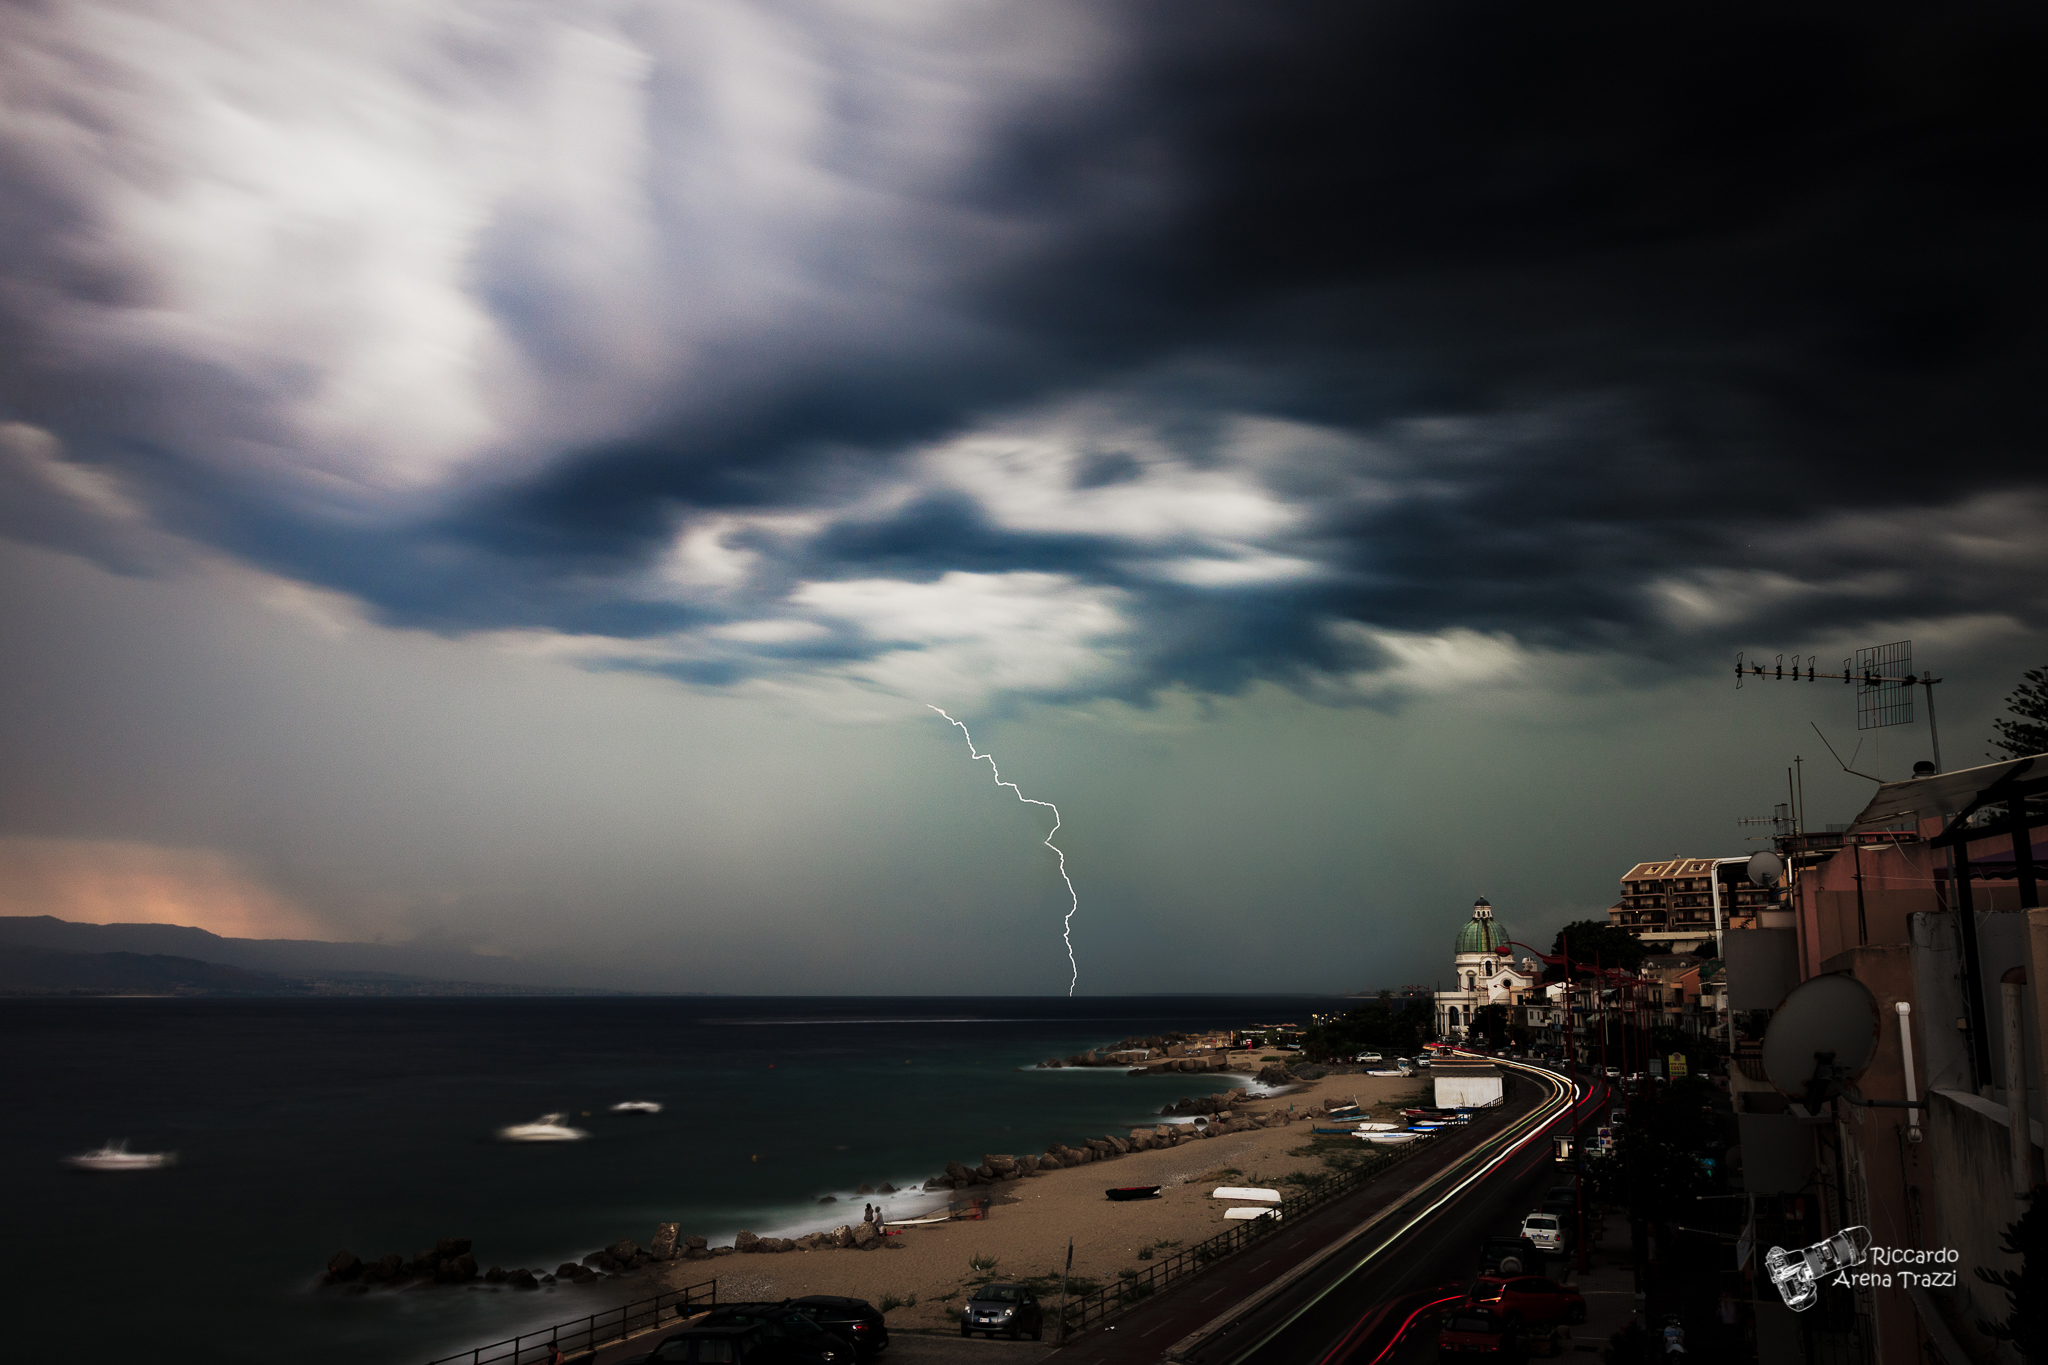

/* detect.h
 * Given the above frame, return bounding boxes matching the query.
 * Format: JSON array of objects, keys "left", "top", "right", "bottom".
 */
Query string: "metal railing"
[
  {"left": 423, "top": 1277, "right": 718, "bottom": 1365},
  {"left": 1054, "top": 1119, "right": 1484, "bottom": 1338}
]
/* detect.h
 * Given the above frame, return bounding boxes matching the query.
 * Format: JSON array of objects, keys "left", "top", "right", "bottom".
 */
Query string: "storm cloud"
[{"left": 4, "top": 0, "right": 2045, "bottom": 712}]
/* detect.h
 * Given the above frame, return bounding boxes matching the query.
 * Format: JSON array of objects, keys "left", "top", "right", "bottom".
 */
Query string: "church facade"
[{"left": 1433, "top": 898, "right": 1553, "bottom": 1041}]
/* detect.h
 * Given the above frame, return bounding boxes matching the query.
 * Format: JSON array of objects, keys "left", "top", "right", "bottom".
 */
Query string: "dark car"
[
  {"left": 625, "top": 1311, "right": 848, "bottom": 1365},
  {"left": 960, "top": 1283, "right": 1044, "bottom": 1340},
  {"left": 1478, "top": 1235, "right": 1543, "bottom": 1276},
  {"left": 622, "top": 1326, "right": 847, "bottom": 1365},
  {"left": 1468, "top": 1275, "right": 1586, "bottom": 1328},
  {"left": 1436, "top": 1306, "right": 1524, "bottom": 1360},
  {"left": 789, "top": 1294, "right": 889, "bottom": 1357}
]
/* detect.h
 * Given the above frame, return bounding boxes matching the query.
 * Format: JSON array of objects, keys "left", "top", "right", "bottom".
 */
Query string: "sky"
[{"left": 1, "top": 2, "right": 2044, "bottom": 993}]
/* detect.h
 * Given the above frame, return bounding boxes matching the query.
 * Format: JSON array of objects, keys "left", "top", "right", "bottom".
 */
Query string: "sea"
[{"left": 7, "top": 994, "right": 1348, "bottom": 1363}]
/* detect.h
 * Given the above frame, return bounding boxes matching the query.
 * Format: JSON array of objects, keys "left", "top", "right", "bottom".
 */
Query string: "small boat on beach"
[
  {"left": 497, "top": 1113, "right": 589, "bottom": 1142},
  {"left": 1358, "top": 1131, "right": 1420, "bottom": 1145},
  {"left": 1224, "top": 1207, "right": 1281, "bottom": 1221},
  {"left": 1105, "top": 1185, "right": 1162, "bottom": 1201},
  {"left": 64, "top": 1141, "right": 172, "bottom": 1172},
  {"left": 1210, "top": 1186, "right": 1281, "bottom": 1204},
  {"left": 882, "top": 1215, "right": 949, "bottom": 1227},
  {"left": 609, "top": 1101, "right": 663, "bottom": 1114}
]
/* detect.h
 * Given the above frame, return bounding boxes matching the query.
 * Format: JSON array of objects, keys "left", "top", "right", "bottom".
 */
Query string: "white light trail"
[{"left": 927, "top": 705, "right": 1080, "bottom": 995}]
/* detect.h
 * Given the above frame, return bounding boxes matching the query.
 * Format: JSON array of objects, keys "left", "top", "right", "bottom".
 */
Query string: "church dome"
[{"left": 1454, "top": 898, "right": 1508, "bottom": 955}]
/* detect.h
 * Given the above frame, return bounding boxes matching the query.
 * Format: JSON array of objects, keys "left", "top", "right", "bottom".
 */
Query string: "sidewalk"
[{"left": 1559, "top": 1210, "right": 1639, "bottom": 1357}]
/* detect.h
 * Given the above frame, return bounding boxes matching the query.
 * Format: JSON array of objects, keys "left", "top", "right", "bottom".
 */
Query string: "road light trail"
[{"left": 928, "top": 705, "right": 1080, "bottom": 995}]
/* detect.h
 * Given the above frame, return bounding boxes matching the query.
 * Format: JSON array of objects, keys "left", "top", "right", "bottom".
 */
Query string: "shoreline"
[{"left": 641, "top": 1060, "right": 1430, "bottom": 1336}]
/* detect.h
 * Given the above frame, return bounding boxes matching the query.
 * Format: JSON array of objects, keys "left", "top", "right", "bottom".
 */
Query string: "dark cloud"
[{"left": 6, "top": 1, "right": 2046, "bottom": 701}]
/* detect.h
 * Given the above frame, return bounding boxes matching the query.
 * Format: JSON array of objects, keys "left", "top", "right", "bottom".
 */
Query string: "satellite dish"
[
  {"left": 1747, "top": 850, "right": 1784, "bottom": 888},
  {"left": 1762, "top": 973, "right": 1880, "bottom": 1100}
]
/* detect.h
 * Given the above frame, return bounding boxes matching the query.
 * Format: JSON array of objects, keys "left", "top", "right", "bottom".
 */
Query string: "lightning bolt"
[{"left": 928, "top": 705, "right": 1079, "bottom": 996}]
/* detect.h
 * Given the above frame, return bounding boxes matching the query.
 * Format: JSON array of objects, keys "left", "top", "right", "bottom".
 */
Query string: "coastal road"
[
  {"left": 1186, "top": 1066, "right": 1612, "bottom": 1365},
  {"left": 1052, "top": 1059, "right": 1588, "bottom": 1365}
]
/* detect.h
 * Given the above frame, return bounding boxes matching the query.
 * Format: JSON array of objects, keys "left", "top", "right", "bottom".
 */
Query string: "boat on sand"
[
  {"left": 1105, "top": 1185, "right": 1162, "bottom": 1201},
  {"left": 609, "top": 1101, "right": 662, "bottom": 1114},
  {"left": 1210, "top": 1186, "right": 1281, "bottom": 1204}
]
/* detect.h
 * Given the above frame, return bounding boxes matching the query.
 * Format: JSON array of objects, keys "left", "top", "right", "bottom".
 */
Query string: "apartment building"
[{"left": 1608, "top": 856, "right": 1773, "bottom": 952}]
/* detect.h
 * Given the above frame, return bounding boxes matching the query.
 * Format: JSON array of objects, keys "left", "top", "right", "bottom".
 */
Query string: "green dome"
[{"left": 1454, "top": 899, "right": 1508, "bottom": 955}]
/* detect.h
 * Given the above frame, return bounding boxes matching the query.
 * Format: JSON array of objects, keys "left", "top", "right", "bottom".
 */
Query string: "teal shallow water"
[{"left": 6, "top": 994, "right": 1345, "bottom": 1363}]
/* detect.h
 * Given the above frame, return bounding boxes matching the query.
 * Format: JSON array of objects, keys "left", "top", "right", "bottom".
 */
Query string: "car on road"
[
  {"left": 678, "top": 1305, "right": 854, "bottom": 1364},
  {"left": 1479, "top": 1235, "right": 1544, "bottom": 1276},
  {"left": 1519, "top": 1211, "right": 1568, "bottom": 1252},
  {"left": 786, "top": 1296, "right": 888, "bottom": 1357},
  {"left": 1468, "top": 1274, "right": 1587, "bottom": 1328},
  {"left": 1604, "top": 1066, "right": 1620, "bottom": 1080},
  {"left": 960, "top": 1283, "right": 1044, "bottom": 1340},
  {"left": 1436, "top": 1305, "right": 1524, "bottom": 1360},
  {"left": 621, "top": 1320, "right": 847, "bottom": 1365}
]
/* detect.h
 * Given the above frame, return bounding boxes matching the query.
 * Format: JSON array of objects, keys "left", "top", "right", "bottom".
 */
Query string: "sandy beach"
[{"left": 653, "top": 1068, "right": 1428, "bottom": 1335}]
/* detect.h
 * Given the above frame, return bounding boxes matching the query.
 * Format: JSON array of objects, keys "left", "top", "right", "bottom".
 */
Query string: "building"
[
  {"left": 1718, "top": 753, "right": 2046, "bottom": 1363},
  {"left": 1434, "top": 898, "right": 1551, "bottom": 1040},
  {"left": 1607, "top": 857, "right": 1771, "bottom": 953},
  {"left": 1432, "top": 1062, "right": 1504, "bottom": 1108}
]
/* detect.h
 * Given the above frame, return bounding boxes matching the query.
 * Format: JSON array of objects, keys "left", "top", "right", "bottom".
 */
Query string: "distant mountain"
[
  {"left": 0, "top": 918, "right": 615, "bottom": 996},
  {"left": 0, "top": 944, "right": 295, "bottom": 995}
]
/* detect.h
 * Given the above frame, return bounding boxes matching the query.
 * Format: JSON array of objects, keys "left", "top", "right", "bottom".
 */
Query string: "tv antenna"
[{"left": 1734, "top": 640, "right": 1942, "bottom": 774}]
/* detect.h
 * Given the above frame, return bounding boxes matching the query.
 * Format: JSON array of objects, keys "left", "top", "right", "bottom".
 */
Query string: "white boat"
[
  {"left": 610, "top": 1101, "right": 663, "bottom": 1114},
  {"left": 882, "top": 1214, "right": 949, "bottom": 1227},
  {"left": 1350, "top": 1122, "right": 1399, "bottom": 1132},
  {"left": 1211, "top": 1186, "right": 1281, "bottom": 1204},
  {"left": 1358, "top": 1131, "right": 1420, "bottom": 1145},
  {"left": 498, "top": 1113, "right": 589, "bottom": 1142},
  {"left": 1224, "top": 1207, "right": 1281, "bottom": 1221},
  {"left": 65, "top": 1141, "right": 172, "bottom": 1171}
]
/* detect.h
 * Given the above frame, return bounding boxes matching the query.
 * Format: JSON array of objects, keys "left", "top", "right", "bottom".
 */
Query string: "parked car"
[
  {"left": 1519, "top": 1211, "right": 1568, "bottom": 1253},
  {"left": 1478, "top": 1235, "right": 1543, "bottom": 1276},
  {"left": 788, "top": 1296, "right": 888, "bottom": 1358},
  {"left": 1604, "top": 1066, "right": 1621, "bottom": 1080},
  {"left": 1436, "top": 1305, "right": 1524, "bottom": 1360},
  {"left": 1467, "top": 1275, "right": 1586, "bottom": 1328},
  {"left": 960, "top": 1283, "right": 1044, "bottom": 1340},
  {"left": 621, "top": 1320, "right": 846, "bottom": 1365},
  {"left": 681, "top": 1305, "right": 853, "bottom": 1364}
]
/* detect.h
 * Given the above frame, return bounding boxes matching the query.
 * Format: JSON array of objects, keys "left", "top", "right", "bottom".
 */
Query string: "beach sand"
[{"left": 654, "top": 1071, "right": 1428, "bottom": 1335}]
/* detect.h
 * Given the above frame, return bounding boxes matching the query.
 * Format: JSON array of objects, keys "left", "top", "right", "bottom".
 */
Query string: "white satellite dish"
[
  {"left": 1761, "top": 973, "right": 1880, "bottom": 1101},
  {"left": 1747, "top": 850, "right": 1784, "bottom": 888}
]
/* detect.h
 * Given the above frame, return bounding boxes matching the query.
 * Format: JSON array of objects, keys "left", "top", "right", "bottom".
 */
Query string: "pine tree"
[
  {"left": 1976, "top": 1191, "right": 2048, "bottom": 1358},
  {"left": 1990, "top": 666, "right": 2048, "bottom": 760}
]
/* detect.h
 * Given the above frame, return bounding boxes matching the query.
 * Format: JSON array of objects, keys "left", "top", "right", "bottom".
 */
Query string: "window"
[{"left": 1466, "top": 974, "right": 1476, "bottom": 990}]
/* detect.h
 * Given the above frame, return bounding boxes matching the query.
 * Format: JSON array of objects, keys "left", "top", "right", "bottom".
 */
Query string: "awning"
[{"left": 1846, "top": 754, "right": 2045, "bottom": 833}]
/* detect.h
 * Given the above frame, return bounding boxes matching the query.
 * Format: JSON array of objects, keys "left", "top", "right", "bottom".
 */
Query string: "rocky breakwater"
[
  {"left": 323, "top": 1224, "right": 695, "bottom": 1293},
  {"left": 1036, "top": 1032, "right": 1193, "bottom": 1068}
]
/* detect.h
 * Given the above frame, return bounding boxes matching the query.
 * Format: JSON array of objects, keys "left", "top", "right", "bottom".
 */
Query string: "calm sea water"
[{"left": 7, "top": 994, "right": 1345, "bottom": 1363}]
